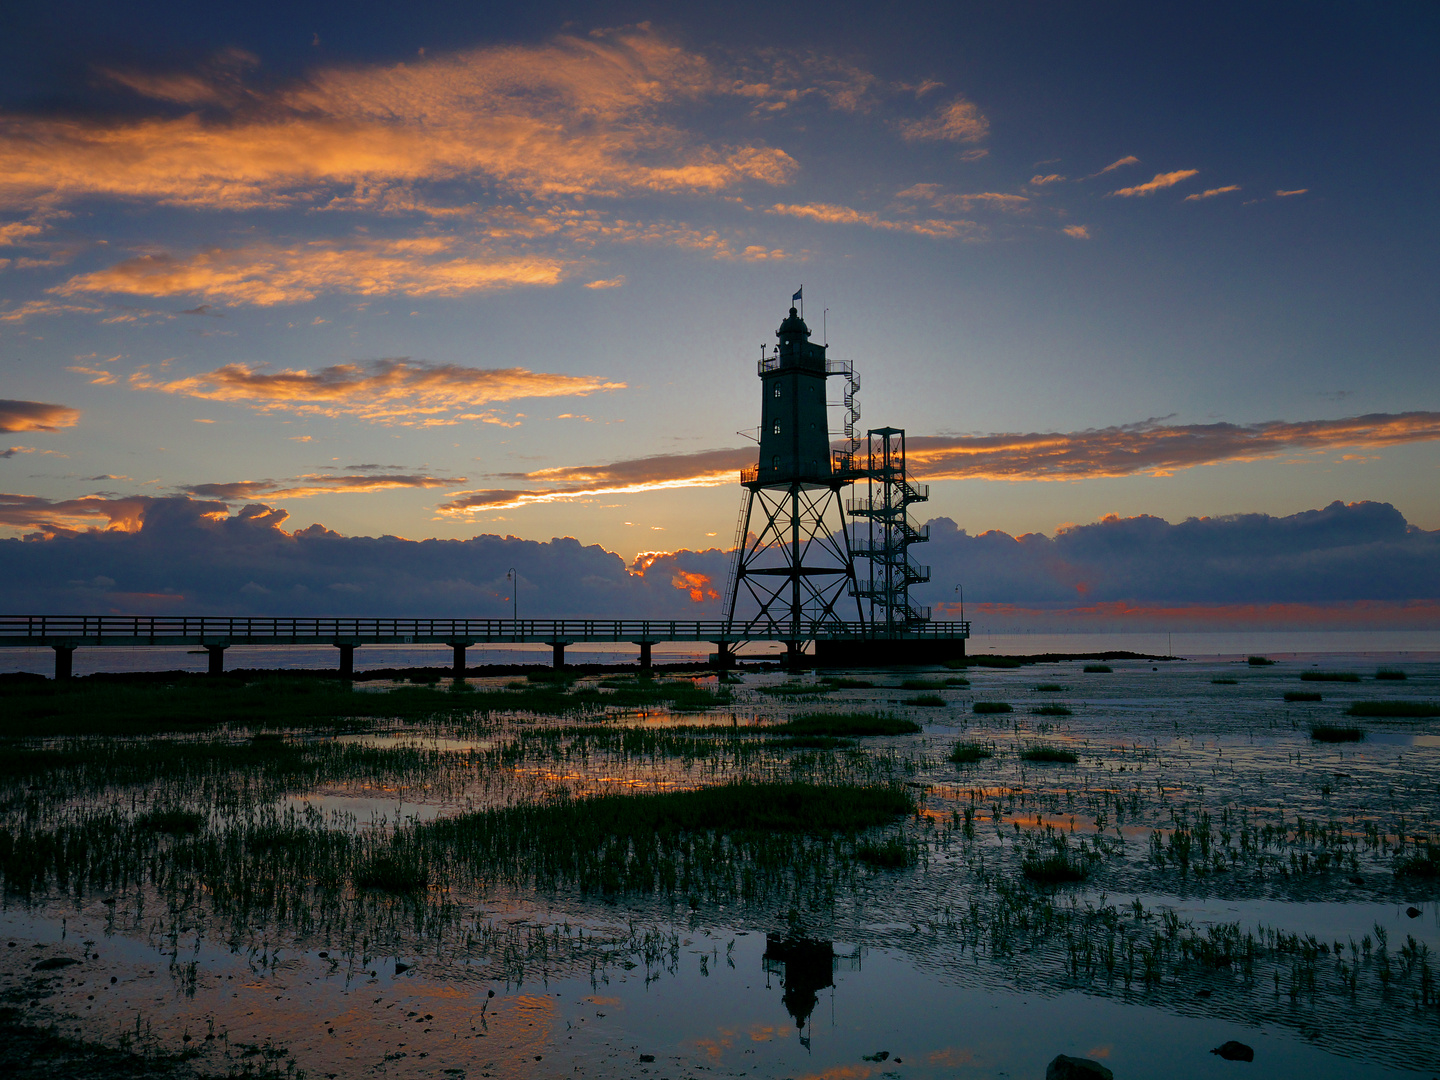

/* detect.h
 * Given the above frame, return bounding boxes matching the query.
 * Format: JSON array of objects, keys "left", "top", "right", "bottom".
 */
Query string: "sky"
[{"left": 2, "top": 2, "right": 1438, "bottom": 626}]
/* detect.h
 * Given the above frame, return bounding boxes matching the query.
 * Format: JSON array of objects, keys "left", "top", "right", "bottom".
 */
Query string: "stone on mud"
[
  {"left": 1211, "top": 1041, "right": 1255, "bottom": 1062},
  {"left": 1046, "top": 1054, "right": 1114, "bottom": 1080}
]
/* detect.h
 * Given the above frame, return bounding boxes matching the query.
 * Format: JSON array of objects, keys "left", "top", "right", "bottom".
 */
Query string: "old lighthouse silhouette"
[{"left": 723, "top": 293, "right": 966, "bottom": 666}]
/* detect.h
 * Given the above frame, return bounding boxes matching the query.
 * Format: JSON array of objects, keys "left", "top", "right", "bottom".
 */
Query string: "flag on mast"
[{"left": 792, "top": 286, "right": 803, "bottom": 304}]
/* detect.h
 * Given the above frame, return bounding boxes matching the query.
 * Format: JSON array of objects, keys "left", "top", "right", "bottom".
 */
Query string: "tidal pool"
[{"left": 1, "top": 654, "right": 1437, "bottom": 1077}]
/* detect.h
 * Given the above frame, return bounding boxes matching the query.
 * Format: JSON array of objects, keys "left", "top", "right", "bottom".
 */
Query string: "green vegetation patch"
[
  {"left": 1310, "top": 724, "right": 1365, "bottom": 743},
  {"left": 1301, "top": 671, "right": 1360, "bottom": 683},
  {"left": 973, "top": 701, "right": 1012, "bottom": 714},
  {"left": 1082, "top": 664, "right": 1112, "bottom": 673},
  {"left": 1375, "top": 668, "right": 1407, "bottom": 681},
  {"left": 1032, "top": 704, "right": 1073, "bottom": 716},
  {"left": 948, "top": 741, "right": 994, "bottom": 764},
  {"left": 900, "top": 679, "right": 947, "bottom": 691},
  {"left": 1247, "top": 656, "right": 1276, "bottom": 666},
  {"left": 1346, "top": 701, "right": 1440, "bottom": 718},
  {"left": 758, "top": 681, "right": 836, "bottom": 697},
  {"left": 854, "top": 837, "right": 914, "bottom": 869},
  {"left": 770, "top": 713, "right": 921, "bottom": 737},
  {"left": 1396, "top": 843, "right": 1439, "bottom": 880},
  {"left": 1021, "top": 852, "right": 1090, "bottom": 884},
  {"left": 1285, "top": 691, "right": 1323, "bottom": 702},
  {"left": 1020, "top": 745, "right": 1078, "bottom": 764},
  {"left": 909, "top": 694, "right": 947, "bottom": 707}
]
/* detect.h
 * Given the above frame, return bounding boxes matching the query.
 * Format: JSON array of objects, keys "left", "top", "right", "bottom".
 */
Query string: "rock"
[
  {"left": 1211, "top": 1041, "right": 1255, "bottom": 1062},
  {"left": 1046, "top": 1054, "right": 1114, "bottom": 1080},
  {"left": 394, "top": 962, "right": 410, "bottom": 974},
  {"left": 638, "top": 1054, "right": 655, "bottom": 1063},
  {"left": 1195, "top": 988, "right": 1212, "bottom": 998},
  {"left": 1406, "top": 907, "right": 1421, "bottom": 918},
  {"left": 31, "top": 956, "right": 79, "bottom": 972},
  {"left": 862, "top": 1051, "right": 890, "bottom": 1062}
]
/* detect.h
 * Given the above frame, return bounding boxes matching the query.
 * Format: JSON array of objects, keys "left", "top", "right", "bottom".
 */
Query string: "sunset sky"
[{"left": 2, "top": 2, "right": 1438, "bottom": 624}]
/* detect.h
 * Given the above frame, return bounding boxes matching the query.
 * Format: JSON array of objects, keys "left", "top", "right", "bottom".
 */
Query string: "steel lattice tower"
[
  {"left": 850, "top": 428, "right": 932, "bottom": 634},
  {"left": 724, "top": 302, "right": 864, "bottom": 662}
]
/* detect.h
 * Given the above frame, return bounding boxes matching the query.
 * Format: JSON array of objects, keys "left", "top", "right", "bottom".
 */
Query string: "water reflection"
[{"left": 763, "top": 936, "right": 834, "bottom": 1042}]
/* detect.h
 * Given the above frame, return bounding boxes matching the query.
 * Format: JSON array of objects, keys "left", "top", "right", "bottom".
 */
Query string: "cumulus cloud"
[
  {"left": 913, "top": 502, "right": 1440, "bottom": 630},
  {"left": 1062, "top": 224, "right": 1090, "bottom": 239},
  {"left": 1184, "top": 185, "right": 1241, "bottom": 201},
  {"left": 438, "top": 446, "right": 755, "bottom": 514},
  {"left": 130, "top": 358, "right": 624, "bottom": 424},
  {"left": 897, "top": 97, "right": 989, "bottom": 143},
  {"left": 55, "top": 239, "right": 567, "bottom": 306},
  {"left": 0, "top": 492, "right": 188, "bottom": 537},
  {"left": 0, "top": 495, "right": 733, "bottom": 617},
  {"left": 181, "top": 473, "right": 461, "bottom": 501},
  {"left": 1109, "top": 169, "right": 1199, "bottom": 197},
  {"left": 904, "top": 412, "right": 1440, "bottom": 481},
  {"left": 0, "top": 221, "right": 46, "bottom": 245},
  {"left": 0, "top": 399, "right": 81, "bottom": 433}
]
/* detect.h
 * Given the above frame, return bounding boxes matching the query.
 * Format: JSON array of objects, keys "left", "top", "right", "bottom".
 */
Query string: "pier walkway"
[{"left": 0, "top": 615, "right": 970, "bottom": 678}]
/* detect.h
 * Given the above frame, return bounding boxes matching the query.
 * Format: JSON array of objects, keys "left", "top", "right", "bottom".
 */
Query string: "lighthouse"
[{"left": 756, "top": 305, "right": 834, "bottom": 483}]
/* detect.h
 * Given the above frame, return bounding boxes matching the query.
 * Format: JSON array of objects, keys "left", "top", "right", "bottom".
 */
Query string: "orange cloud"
[
  {"left": 672, "top": 570, "right": 719, "bottom": 603},
  {"left": 436, "top": 446, "right": 754, "bottom": 514},
  {"left": 904, "top": 412, "right": 1440, "bottom": 481},
  {"left": 895, "top": 184, "right": 1028, "bottom": 213},
  {"left": 1110, "top": 169, "right": 1199, "bottom": 197},
  {"left": 584, "top": 276, "right": 626, "bottom": 289},
  {"left": 1184, "top": 185, "right": 1241, "bottom": 201},
  {"left": 769, "top": 202, "right": 980, "bottom": 239},
  {"left": 55, "top": 239, "right": 566, "bottom": 305},
  {"left": 1063, "top": 224, "right": 1091, "bottom": 239},
  {"left": 0, "top": 29, "right": 799, "bottom": 212},
  {"left": 1030, "top": 173, "right": 1065, "bottom": 185},
  {"left": 0, "top": 492, "right": 176, "bottom": 537},
  {"left": 1085, "top": 154, "right": 1140, "bottom": 178},
  {"left": 130, "top": 358, "right": 624, "bottom": 424},
  {"left": 0, "top": 399, "right": 81, "bottom": 433},
  {"left": 0, "top": 221, "right": 45, "bottom": 245},
  {"left": 182, "top": 473, "right": 460, "bottom": 501},
  {"left": 1276, "top": 188, "right": 1308, "bottom": 197},
  {"left": 0, "top": 299, "right": 106, "bottom": 323},
  {"left": 898, "top": 97, "right": 989, "bottom": 143}
]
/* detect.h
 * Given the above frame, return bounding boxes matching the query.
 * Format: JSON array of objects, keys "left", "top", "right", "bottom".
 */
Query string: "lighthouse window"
[
  {"left": 773, "top": 421, "right": 781, "bottom": 435},
  {"left": 774, "top": 386, "right": 781, "bottom": 398},
  {"left": 772, "top": 455, "right": 780, "bottom": 470}
]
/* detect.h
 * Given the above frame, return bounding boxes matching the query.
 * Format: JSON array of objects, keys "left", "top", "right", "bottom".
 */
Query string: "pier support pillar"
[
  {"left": 784, "top": 641, "right": 805, "bottom": 670},
  {"left": 551, "top": 641, "right": 566, "bottom": 669},
  {"left": 206, "top": 645, "right": 227, "bottom": 677},
  {"left": 710, "top": 642, "right": 735, "bottom": 670},
  {"left": 336, "top": 643, "right": 356, "bottom": 679},
  {"left": 448, "top": 642, "right": 472, "bottom": 678},
  {"left": 638, "top": 641, "right": 653, "bottom": 670},
  {"left": 52, "top": 645, "right": 74, "bottom": 681}
]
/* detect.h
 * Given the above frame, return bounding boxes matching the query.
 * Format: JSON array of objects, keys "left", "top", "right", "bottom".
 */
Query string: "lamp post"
[
  {"left": 954, "top": 583, "right": 964, "bottom": 623},
  {"left": 507, "top": 568, "right": 517, "bottom": 625}
]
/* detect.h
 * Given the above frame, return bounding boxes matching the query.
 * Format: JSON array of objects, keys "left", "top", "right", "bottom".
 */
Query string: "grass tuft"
[
  {"left": 910, "top": 694, "right": 947, "bottom": 707},
  {"left": 1375, "top": 668, "right": 1407, "bottom": 681},
  {"left": 1346, "top": 701, "right": 1440, "bottom": 718},
  {"left": 1032, "top": 704, "right": 1073, "bottom": 716},
  {"left": 1310, "top": 724, "right": 1364, "bottom": 742},
  {"left": 854, "top": 837, "right": 914, "bottom": 869},
  {"left": 771, "top": 712, "right": 921, "bottom": 737},
  {"left": 1082, "top": 664, "right": 1112, "bottom": 673},
  {"left": 1020, "top": 745, "right": 1078, "bottom": 764},
  {"left": 948, "top": 741, "right": 993, "bottom": 764},
  {"left": 1034, "top": 683, "right": 1065, "bottom": 692},
  {"left": 1247, "top": 656, "right": 1276, "bottom": 666},
  {"left": 973, "top": 701, "right": 1012, "bottom": 714},
  {"left": 354, "top": 853, "right": 429, "bottom": 894},
  {"left": 1301, "top": 671, "right": 1360, "bottom": 683},
  {"left": 133, "top": 808, "right": 206, "bottom": 834},
  {"left": 1396, "top": 843, "right": 1439, "bottom": 879},
  {"left": 1021, "top": 852, "right": 1090, "bottom": 884}
]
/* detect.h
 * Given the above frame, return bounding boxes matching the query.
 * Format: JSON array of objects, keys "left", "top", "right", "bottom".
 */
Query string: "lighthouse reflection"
[{"left": 762, "top": 935, "right": 836, "bottom": 1047}]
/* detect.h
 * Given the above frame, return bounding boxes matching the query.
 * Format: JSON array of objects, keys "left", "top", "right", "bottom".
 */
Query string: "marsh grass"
[
  {"left": 1083, "top": 664, "right": 1112, "bottom": 674},
  {"left": 133, "top": 808, "right": 206, "bottom": 834},
  {"left": 1310, "top": 724, "right": 1365, "bottom": 743},
  {"left": 1347, "top": 701, "right": 1440, "bottom": 718},
  {"left": 771, "top": 713, "right": 921, "bottom": 737},
  {"left": 354, "top": 852, "right": 429, "bottom": 894},
  {"left": 1021, "top": 851, "right": 1090, "bottom": 884},
  {"left": 1396, "top": 843, "right": 1439, "bottom": 879},
  {"left": 1285, "top": 691, "right": 1323, "bottom": 702},
  {"left": 1034, "top": 684, "right": 1065, "bottom": 692},
  {"left": 1212, "top": 678, "right": 1238, "bottom": 685},
  {"left": 854, "top": 837, "right": 914, "bottom": 869},
  {"left": 1248, "top": 656, "right": 1276, "bottom": 666},
  {"left": 821, "top": 677, "right": 875, "bottom": 689},
  {"left": 910, "top": 694, "right": 947, "bottom": 707},
  {"left": 759, "top": 682, "right": 837, "bottom": 697},
  {"left": 973, "top": 701, "right": 1012, "bottom": 714},
  {"left": 1032, "top": 704, "right": 1073, "bottom": 717},
  {"left": 1020, "top": 746, "right": 1078, "bottom": 764},
  {"left": 1375, "top": 668, "right": 1408, "bottom": 681},
  {"left": 948, "top": 742, "right": 993, "bottom": 764},
  {"left": 1301, "top": 671, "right": 1360, "bottom": 683},
  {"left": 901, "top": 679, "right": 947, "bottom": 691}
]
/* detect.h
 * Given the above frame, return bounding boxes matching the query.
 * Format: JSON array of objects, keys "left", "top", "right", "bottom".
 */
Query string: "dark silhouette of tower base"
[{"left": 725, "top": 302, "right": 863, "bottom": 660}]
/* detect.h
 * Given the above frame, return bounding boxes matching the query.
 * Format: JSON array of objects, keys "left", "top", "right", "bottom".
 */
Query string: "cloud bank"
[
  {"left": 0, "top": 498, "right": 1435, "bottom": 631},
  {"left": 0, "top": 400, "right": 81, "bottom": 434}
]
